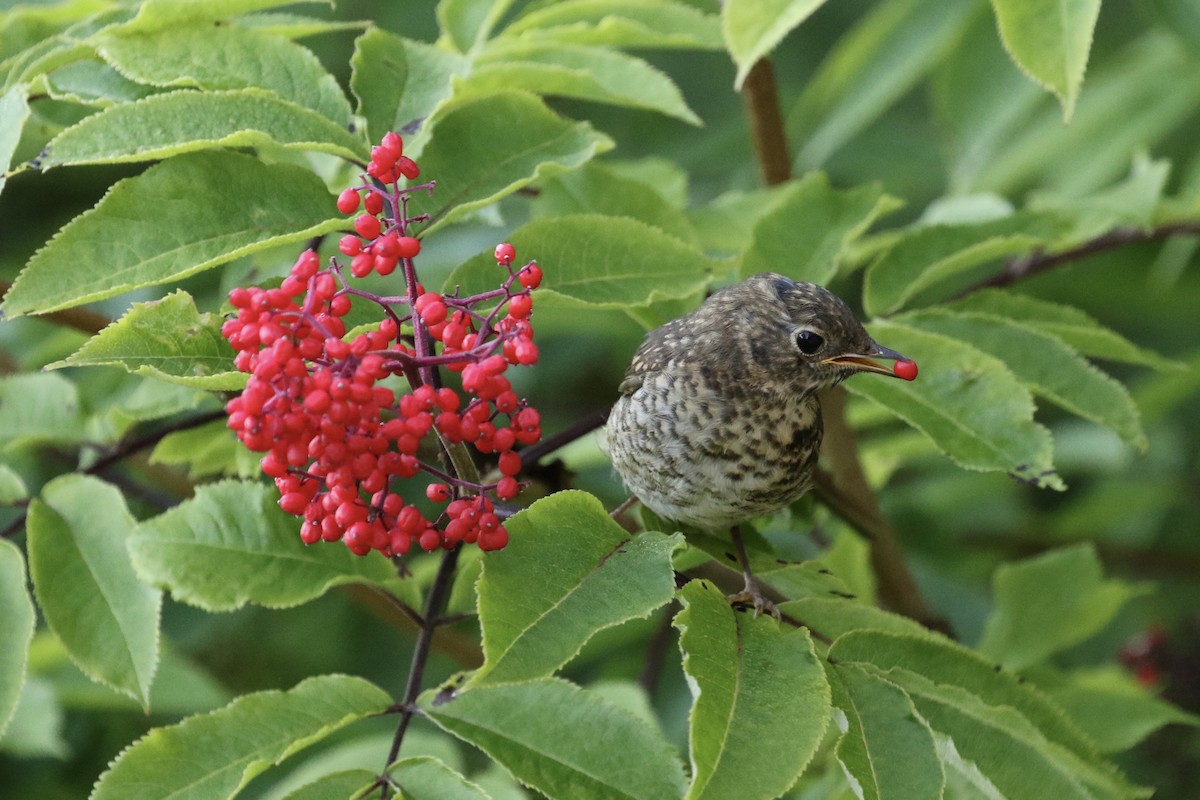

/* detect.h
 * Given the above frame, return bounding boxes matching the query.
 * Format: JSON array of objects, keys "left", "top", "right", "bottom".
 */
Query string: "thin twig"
[
  {"left": 957, "top": 221, "right": 1200, "bottom": 297},
  {"left": 379, "top": 545, "right": 461, "bottom": 798}
]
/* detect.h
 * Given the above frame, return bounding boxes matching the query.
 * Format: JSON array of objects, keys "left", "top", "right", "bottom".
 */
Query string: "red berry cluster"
[{"left": 222, "top": 132, "right": 543, "bottom": 556}]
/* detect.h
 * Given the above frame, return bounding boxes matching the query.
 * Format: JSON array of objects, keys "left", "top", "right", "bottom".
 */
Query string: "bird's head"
[{"left": 748, "top": 273, "right": 917, "bottom": 391}]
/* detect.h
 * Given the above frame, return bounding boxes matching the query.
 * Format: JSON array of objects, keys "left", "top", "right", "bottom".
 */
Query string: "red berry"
[
  {"left": 354, "top": 214, "right": 382, "bottom": 240},
  {"left": 363, "top": 191, "right": 384, "bottom": 215},
  {"left": 494, "top": 242, "right": 516, "bottom": 265},
  {"left": 893, "top": 359, "right": 918, "bottom": 381},
  {"left": 507, "top": 293, "right": 532, "bottom": 319},
  {"left": 381, "top": 131, "right": 403, "bottom": 157},
  {"left": 397, "top": 236, "right": 421, "bottom": 259},
  {"left": 518, "top": 263, "right": 542, "bottom": 289},
  {"left": 419, "top": 528, "right": 442, "bottom": 551},
  {"left": 495, "top": 476, "right": 519, "bottom": 500},
  {"left": 426, "top": 483, "right": 451, "bottom": 503},
  {"left": 396, "top": 156, "right": 420, "bottom": 180},
  {"left": 370, "top": 145, "right": 397, "bottom": 171},
  {"left": 336, "top": 188, "right": 360, "bottom": 215},
  {"left": 498, "top": 450, "right": 521, "bottom": 477}
]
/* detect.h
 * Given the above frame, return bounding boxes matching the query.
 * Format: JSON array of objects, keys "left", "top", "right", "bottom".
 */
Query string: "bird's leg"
[{"left": 725, "top": 525, "right": 781, "bottom": 620}]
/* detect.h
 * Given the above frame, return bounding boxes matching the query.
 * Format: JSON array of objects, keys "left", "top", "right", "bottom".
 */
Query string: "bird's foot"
[{"left": 727, "top": 584, "right": 781, "bottom": 620}]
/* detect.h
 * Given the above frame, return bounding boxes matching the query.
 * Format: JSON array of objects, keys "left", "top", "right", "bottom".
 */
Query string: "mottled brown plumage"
[{"left": 606, "top": 272, "right": 908, "bottom": 531}]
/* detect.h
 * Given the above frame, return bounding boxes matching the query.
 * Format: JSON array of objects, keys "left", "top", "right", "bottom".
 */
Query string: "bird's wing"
[{"left": 617, "top": 322, "right": 683, "bottom": 396}]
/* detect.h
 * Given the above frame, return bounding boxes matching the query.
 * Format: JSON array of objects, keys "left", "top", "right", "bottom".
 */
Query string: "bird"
[{"left": 605, "top": 272, "right": 916, "bottom": 615}]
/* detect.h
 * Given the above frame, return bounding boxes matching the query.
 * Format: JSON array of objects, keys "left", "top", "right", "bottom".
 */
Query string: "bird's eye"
[{"left": 795, "top": 330, "right": 824, "bottom": 355}]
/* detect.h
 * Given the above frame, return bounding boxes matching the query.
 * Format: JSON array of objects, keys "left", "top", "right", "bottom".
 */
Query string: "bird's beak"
[{"left": 823, "top": 341, "right": 909, "bottom": 378}]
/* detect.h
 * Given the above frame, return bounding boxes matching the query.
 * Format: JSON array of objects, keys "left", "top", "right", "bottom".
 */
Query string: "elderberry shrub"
[{"left": 222, "top": 132, "right": 543, "bottom": 556}]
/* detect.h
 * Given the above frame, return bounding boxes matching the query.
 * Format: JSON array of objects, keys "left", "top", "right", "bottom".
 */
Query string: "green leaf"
[
  {"left": 531, "top": 162, "right": 696, "bottom": 243},
  {"left": 886, "top": 668, "right": 1143, "bottom": 800},
  {"left": 862, "top": 211, "right": 1068, "bottom": 316},
  {"left": 438, "top": 0, "right": 517, "bottom": 53},
  {"left": 0, "top": 677, "right": 67, "bottom": 759},
  {"left": 722, "top": 0, "right": 828, "bottom": 88},
  {"left": 828, "top": 630, "right": 1099, "bottom": 761},
  {"left": 3, "top": 151, "right": 342, "bottom": 317},
  {"left": 51, "top": 290, "right": 243, "bottom": 390},
  {"left": 738, "top": 173, "right": 899, "bottom": 283},
  {"left": 0, "top": 373, "right": 85, "bottom": 450},
  {"left": 1042, "top": 666, "right": 1200, "bottom": 753},
  {"left": 42, "top": 88, "right": 366, "bottom": 167},
  {"left": 446, "top": 214, "right": 715, "bottom": 310},
  {"left": 828, "top": 663, "right": 945, "bottom": 800},
  {"left": 386, "top": 756, "right": 493, "bottom": 800},
  {"left": 1028, "top": 154, "right": 1170, "bottom": 242},
  {"left": 947, "top": 289, "right": 1182, "bottom": 371},
  {"left": 94, "top": 22, "right": 352, "bottom": 123},
  {"left": 675, "top": 580, "right": 830, "bottom": 800},
  {"left": 421, "top": 677, "right": 685, "bottom": 800},
  {"left": 276, "top": 770, "right": 376, "bottom": 800},
  {"left": 468, "top": 42, "right": 701, "bottom": 125},
  {"left": 473, "top": 491, "right": 681, "bottom": 686},
  {"left": 843, "top": 320, "right": 1062, "bottom": 489},
  {"left": 0, "top": 541, "right": 35, "bottom": 737},
  {"left": 416, "top": 91, "right": 613, "bottom": 232},
  {"left": 787, "top": 0, "right": 977, "bottom": 169},
  {"left": 90, "top": 674, "right": 391, "bottom": 800},
  {"left": 121, "top": 0, "right": 324, "bottom": 32},
  {"left": 150, "top": 419, "right": 260, "bottom": 480},
  {"left": 978, "top": 544, "right": 1149, "bottom": 670},
  {"left": 503, "top": 0, "right": 723, "bottom": 50},
  {"left": 44, "top": 59, "right": 160, "bottom": 106},
  {"left": 989, "top": 0, "right": 1100, "bottom": 122},
  {"left": 902, "top": 308, "right": 1147, "bottom": 450},
  {"left": 0, "top": 83, "right": 30, "bottom": 197},
  {"left": 27, "top": 475, "right": 160, "bottom": 708},
  {"left": 779, "top": 596, "right": 938, "bottom": 643},
  {"left": 0, "top": 464, "right": 29, "bottom": 503},
  {"left": 349, "top": 28, "right": 468, "bottom": 146},
  {"left": 128, "top": 480, "right": 406, "bottom": 611}
]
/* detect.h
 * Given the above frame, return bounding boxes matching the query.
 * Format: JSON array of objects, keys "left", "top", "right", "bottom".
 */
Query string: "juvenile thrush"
[{"left": 605, "top": 272, "right": 915, "bottom": 612}]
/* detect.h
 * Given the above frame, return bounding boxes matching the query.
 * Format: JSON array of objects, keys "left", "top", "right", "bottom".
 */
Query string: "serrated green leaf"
[
  {"left": 1042, "top": 666, "right": 1200, "bottom": 753},
  {"left": 0, "top": 83, "right": 30, "bottom": 197},
  {"left": 990, "top": 0, "right": 1100, "bottom": 122},
  {"left": 349, "top": 28, "right": 468, "bottom": 146},
  {"left": 276, "top": 769, "right": 376, "bottom": 800},
  {"left": 723, "top": 0, "right": 828, "bottom": 87},
  {"left": 90, "top": 674, "right": 391, "bottom": 800},
  {"left": 0, "top": 464, "right": 29, "bottom": 503},
  {"left": 128, "top": 480, "right": 407, "bottom": 611},
  {"left": 3, "top": 151, "right": 342, "bottom": 317},
  {"left": 121, "top": 0, "right": 326, "bottom": 32},
  {"left": 779, "top": 596, "right": 938, "bottom": 643},
  {"left": 0, "top": 541, "right": 35, "bottom": 738},
  {"left": 0, "top": 372, "right": 85, "bottom": 450},
  {"left": 503, "top": 0, "right": 722, "bottom": 50},
  {"left": 42, "top": 88, "right": 365, "bottom": 167},
  {"left": 829, "top": 663, "right": 945, "bottom": 800},
  {"left": 51, "top": 290, "right": 244, "bottom": 390},
  {"left": 473, "top": 491, "right": 680, "bottom": 686},
  {"left": 532, "top": 162, "right": 696, "bottom": 243},
  {"left": 828, "top": 630, "right": 1099, "bottom": 762},
  {"left": 844, "top": 320, "right": 1062, "bottom": 488},
  {"left": 863, "top": 211, "right": 1068, "bottom": 316},
  {"left": 438, "top": 0, "right": 517, "bottom": 53},
  {"left": 739, "top": 173, "right": 899, "bottom": 283},
  {"left": 237, "top": 12, "right": 368, "bottom": 39},
  {"left": 1028, "top": 154, "right": 1170, "bottom": 242},
  {"left": 886, "top": 668, "right": 1145, "bottom": 800},
  {"left": 947, "top": 289, "right": 1182, "bottom": 371},
  {"left": 676, "top": 580, "right": 830, "bottom": 800},
  {"left": 27, "top": 475, "right": 160, "bottom": 708},
  {"left": 446, "top": 214, "right": 715, "bottom": 310},
  {"left": 94, "top": 22, "right": 352, "bottom": 123},
  {"left": 44, "top": 59, "right": 160, "bottom": 106},
  {"left": 150, "top": 419, "right": 261, "bottom": 480},
  {"left": 0, "top": 677, "right": 68, "bottom": 759},
  {"left": 979, "top": 544, "right": 1149, "bottom": 670},
  {"left": 417, "top": 91, "right": 613, "bottom": 232},
  {"left": 468, "top": 41, "right": 700, "bottom": 124},
  {"left": 787, "top": 0, "right": 977, "bottom": 169},
  {"left": 902, "top": 308, "right": 1147, "bottom": 450},
  {"left": 421, "top": 677, "right": 685, "bottom": 800},
  {"left": 386, "top": 756, "right": 493, "bottom": 800}
]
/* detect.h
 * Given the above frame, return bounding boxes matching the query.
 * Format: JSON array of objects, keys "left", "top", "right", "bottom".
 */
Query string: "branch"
[
  {"left": 740, "top": 59, "right": 792, "bottom": 186},
  {"left": 959, "top": 221, "right": 1200, "bottom": 296}
]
